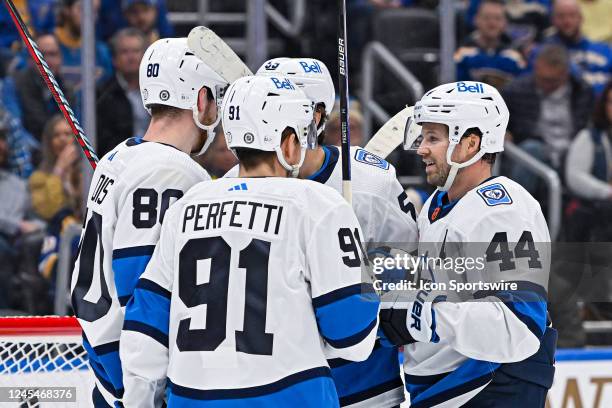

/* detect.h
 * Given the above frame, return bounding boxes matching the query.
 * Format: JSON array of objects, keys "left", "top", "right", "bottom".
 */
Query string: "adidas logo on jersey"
[{"left": 228, "top": 183, "right": 248, "bottom": 191}]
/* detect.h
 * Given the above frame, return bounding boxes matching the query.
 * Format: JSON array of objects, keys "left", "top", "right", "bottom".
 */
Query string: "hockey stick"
[
  {"left": 187, "top": 26, "right": 253, "bottom": 84},
  {"left": 3, "top": 0, "right": 99, "bottom": 169},
  {"left": 364, "top": 106, "right": 420, "bottom": 159},
  {"left": 338, "top": 0, "right": 352, "bottom": 203}
]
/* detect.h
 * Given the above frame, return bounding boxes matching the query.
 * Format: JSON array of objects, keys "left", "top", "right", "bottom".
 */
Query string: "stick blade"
[
  {"left": 365, "top": 106, "right": 418, "bottom": 159},
  {"left": 187, "top": 26, "right": 253, "bottom": 83}
]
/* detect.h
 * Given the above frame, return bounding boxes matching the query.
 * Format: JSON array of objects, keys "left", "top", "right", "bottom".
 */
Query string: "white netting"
[{"left": 0, "top": 317, "right": 93, "bottom": 408}]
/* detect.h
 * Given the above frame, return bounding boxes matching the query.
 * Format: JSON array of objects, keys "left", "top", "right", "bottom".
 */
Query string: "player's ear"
[
  {"left": 281, "top": 130, "right": 300, "bottom": 165},
  {"left": 197, "top": 87, "right": 214, "bottom": 114}
]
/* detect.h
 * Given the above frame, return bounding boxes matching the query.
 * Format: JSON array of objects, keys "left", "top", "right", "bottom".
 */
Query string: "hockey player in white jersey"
[
  {"left": 222, "top": 57, "right": 418, "bottom": 407},
  {"left": 71, "top": 38, "right": 227, "bottom": 407},
  {"left": 379, "top": 81, "right": 557, "bottom": 407},
  {"left": 120, "top": 75, "right": 379, "bottom": 407}
]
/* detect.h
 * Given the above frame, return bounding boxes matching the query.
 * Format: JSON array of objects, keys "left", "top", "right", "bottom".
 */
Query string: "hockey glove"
[{"left": 379, "top": 288, "right": 446, "bottom": 346}]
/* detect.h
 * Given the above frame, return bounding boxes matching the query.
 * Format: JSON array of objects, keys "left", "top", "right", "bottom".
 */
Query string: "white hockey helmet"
[
  {"left": 139, "top": 37, "right": 229, "bottom": 155},
  {"left": 405, "top": 81, "right": 509, "bottom": 191},
  {"left": 221, "top": 75, "right": 317, "bottom": 177},
  {"left": 256, "top": 57, "right": 335, "bottom": 136}
]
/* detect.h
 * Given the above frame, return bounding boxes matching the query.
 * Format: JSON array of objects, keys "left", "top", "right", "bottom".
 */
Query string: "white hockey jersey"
[
  {"left": 120, "top": 177, "right": 380, "bottom": 408},
  {"left": 70, "top": 137, "right": 210, "bottom": 404},
  {"left": 225, "top": 145, "right": 418, "bottom": 407},
  {"left": 403, "top": 176, "right": 554, "bottom": 407}
]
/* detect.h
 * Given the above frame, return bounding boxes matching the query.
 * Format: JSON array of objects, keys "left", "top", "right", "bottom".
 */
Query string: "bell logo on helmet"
[
  {"left": 271, "top": 77, "right": 295, "bottom": 91},
  {"left": 142, "top": 88, "right": 149, "bottom": 100},
  {"left": 299, "top": 61, "right": 322, "bottom": 74},
  {"left": 159, "top": 90, "right": 170, "bottom": 101},
  {"left": 244, "top": 133, "right": 255, "bottom": 144},
  {"left": 457, "top": 82, "right": 484, "bottom": 93}
]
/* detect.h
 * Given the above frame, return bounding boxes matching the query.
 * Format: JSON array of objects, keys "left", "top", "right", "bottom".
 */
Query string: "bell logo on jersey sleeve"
[
  {"left": 477, "top": 183, "right": 512, "bottom": 206},
  {"left": 354, "top": 148, "right": 390, "bottom": 170}
]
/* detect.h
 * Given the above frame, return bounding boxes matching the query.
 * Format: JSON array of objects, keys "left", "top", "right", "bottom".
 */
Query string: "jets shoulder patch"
[
  {"left": 477, "top": 183, "right": 513, "bottom": 206},
  {"left": 354, "top": 148, "right": 390, "bottom": 170}
]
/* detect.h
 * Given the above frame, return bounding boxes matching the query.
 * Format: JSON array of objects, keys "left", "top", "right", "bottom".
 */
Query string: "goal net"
[{"left": 0, "top": 316, "right": 93, "bottom": 407}]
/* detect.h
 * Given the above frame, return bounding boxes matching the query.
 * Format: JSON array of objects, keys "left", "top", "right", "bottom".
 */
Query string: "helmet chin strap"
[
  {"left": 439, "top": 143, "right": 486, "bottom": 192},
  {"left": 275, "top": 146, "right": 306, "bottom": 178},
  {"left": 191, "top": 105, "right": 221, "bottom": 156}
]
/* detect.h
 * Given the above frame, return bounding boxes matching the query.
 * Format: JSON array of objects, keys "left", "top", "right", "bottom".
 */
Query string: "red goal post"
[{"left": 0, "top": 316, "right": 93, "bottom": 407}]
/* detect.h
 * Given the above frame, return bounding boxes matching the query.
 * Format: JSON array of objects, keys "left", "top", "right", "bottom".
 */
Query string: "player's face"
[{"left": 417, "top": 123, "right": 451, "bottom": 187}]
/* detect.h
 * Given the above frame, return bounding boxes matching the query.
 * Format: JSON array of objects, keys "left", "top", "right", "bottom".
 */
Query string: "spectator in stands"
[
  {"left": 465, "top": 0, "right": 551, "bottom": 47},
  {"left": 0, "top": 94, "right": 36, "bottom": 178},
  {"left": 54, "top": 0, "right": 113, "bottom": 90},
  {"left": 455, "top": 0, "right": 526, "bottom": 89},
  {"left": 559, "top": 80, "right": 612, "bottom": 327},
  {"left": 97, "top": 0, "right": 173, "bottom": 42},
  {"left": 29, "top": 115, "right": 82, "bottom": 223},
  {"left": 96, "top": 28, "right": 148, "bottom": 156},
  {"left": 503, "top": 44, "right": 593, "bottom": 194},
  {"left": 566, "top": 80, "right": 612, "bottom": 201},
  {"left": 324, "top": 101, "right": 365, "bottom": 147},
  {"left": 29, "top": 115, "right": 82, "bottom": 290},
  {"left": 197, "top": 129, "right": 238, "bottom": 179},
  {"left": 123, "top": 0, "right": 163, "bottom": 45},
  {"left": 541, "top": 0, "right": 612, "bottom": 95},
  {"left": 13, "top": 34, "right": 74, "bottom": 141},
  {"left": 0, "top": 126, "right": 45, "bottom": 311}
]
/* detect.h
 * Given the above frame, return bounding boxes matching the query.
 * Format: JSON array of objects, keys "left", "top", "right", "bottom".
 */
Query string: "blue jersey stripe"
[
  {"left": 123, "top": 320, "right": 169, "bottom": 348},
  {"left": 312, "top": 283, "right": 374, "bottom": 308},
  {"left": 474, "top": 281, "right": 548, "bottom": 339},
  {"left": 82, "top": 336, "right": 123, "bottom": 394},
  {"left": 137, "top": 278, "right": 171, "bottom": 298},
  {"left": 324, "top": 318, "right": 377, "bottom": 349},
  {"left": 112, "top": 249, "right": 154, "bottom": 301},
  {"left": 328, "top": 339, "right": 384, "bottom": 368},
  {"left": 88, "top": 357, "right": 124, "bottom": 399},
  {"left": 167, "top": 375, "right": 338, "bottom": 408},
  {"left": 315, "top": 291, "right": 379, "bottom": 341},
  {"left": 113, "top": 245, "right": 156, "bottom": 259},
  {"left": 168, "top": 367, "right": 332, "bottom": 400},
  {"left": 407, "top": 359, "right": 499, "bottom": 408},
  {"left": 124, "top": 285, "right": 171, "bottom": 337},
  {"left": 340, "top": 377, "right": 404, "bottom": 407},
  {"left": 331, "top": 345, "right": 402, "bottom": 402}
]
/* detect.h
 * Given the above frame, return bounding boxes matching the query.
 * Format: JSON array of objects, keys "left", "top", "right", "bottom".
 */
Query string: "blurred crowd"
[{"left": 0, "top": 0, "right": 610, "bottom": 347}]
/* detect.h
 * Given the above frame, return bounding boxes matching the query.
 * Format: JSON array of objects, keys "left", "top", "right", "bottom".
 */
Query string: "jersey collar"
[
  {"left": 308, "top": 145, "right": 339, "bottom": 184},
  {"left": 428, "top": 175, "right": 500, "bottom": 223}
]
